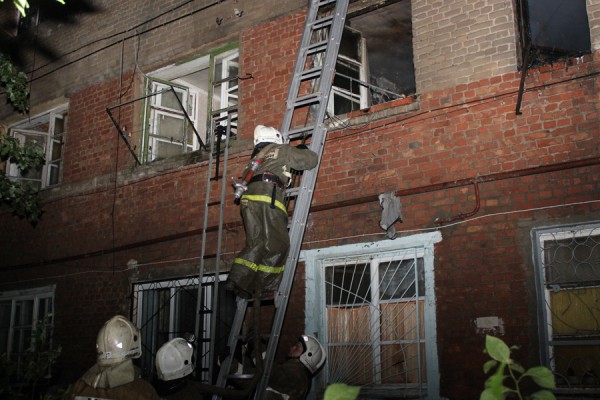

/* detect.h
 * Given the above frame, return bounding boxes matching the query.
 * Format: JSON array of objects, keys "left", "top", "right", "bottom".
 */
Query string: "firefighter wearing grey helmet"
[
  {"left": 69, "top": 315, "right": 160, "bottom": 400},
  {"left": 298, "top": 335, "right": 326, "bottom": 374},
  {"left": 260, "top": 335, "right": 326, "bottom": 400},
  {"left": 225, "top": 125, "right": 317, "bottom": 300},
  {"left": 153, "top": 337, "right": 206, "bottom": 399},
  {"left": 155, "top": 338, "right": 194, "bottom": 381},
  {"left": 96, "top": 315, "right": 142, "bottom": 365}
]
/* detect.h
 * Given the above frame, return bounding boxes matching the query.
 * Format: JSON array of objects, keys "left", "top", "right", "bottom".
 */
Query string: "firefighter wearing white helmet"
[
  {"left": 234, "top": 334, "right": 326, "bottom": 400},
  {"left": 155, "top": 337, "right": 194, "bottom": 381},
  {"left": 298, "top": 335, "right": 326, "bottom": 374},
  {"left": 69, "top": 315, "right": 160, "bottom": 400},
  {"left": 153, "top": 337, "right": 206, "bottom": 399},
  {"left": 254, "top": 125, "right": 283, "bottom": 145},
  {"left": 266, "top": 334, "right": 326, "bottom": 400},
  {"left": 96, "top": 314, "right": 142, "bottom": 365},
  {"left": 226, "top": 125, "right": 318, "bottom": 300}
]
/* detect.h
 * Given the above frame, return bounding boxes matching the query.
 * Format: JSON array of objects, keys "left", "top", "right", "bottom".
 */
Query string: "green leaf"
[
  {"left": 324, "top": 383, "right": 361, "bottom": 400},
  {"left": 480, "top": 388, "right": 500, "bottom": 400},
  {"left": 530, "top": 389, "right": 556, "bottom": 400},
  {"left": 523, "top": 366, "right": 556, "bottom": 389},
  {"left": 484, "top": 360, "right": 498, "bottom": 374},
  {"left": 509, "top": 362, "right": 525, "bottom": 374},
  {"left": 485, "top": 335, "right": 511, "bottom": 363}
]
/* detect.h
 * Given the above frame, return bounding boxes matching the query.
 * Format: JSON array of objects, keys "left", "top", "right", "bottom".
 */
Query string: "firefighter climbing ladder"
[{"left": 212, "top": 1, "right": 349, "bottom": 399}]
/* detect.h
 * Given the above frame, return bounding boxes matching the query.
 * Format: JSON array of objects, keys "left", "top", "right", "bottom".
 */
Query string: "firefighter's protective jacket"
[
  {"left": 266, "top": 359, "right": 312, "bottom": 400},
  {"left": 226, "top": 143, "right": 318, "bottom": 299},
  {"left": 70, "top": 360, "right": 160, "bottom": 400}
]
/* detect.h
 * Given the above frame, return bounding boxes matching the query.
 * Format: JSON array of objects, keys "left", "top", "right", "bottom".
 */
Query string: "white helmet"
[
  {"left": 96, "top": 315, "right": 142, "bottom": 366},
  {"left": 155, "top": 338, "right": 195, "bottom": 381},
  {"left": 298, "top": 335, "right": 326, "bottom": 374},
  {"left": 254, "top": 125, "right": 283, "bottom": 145}
]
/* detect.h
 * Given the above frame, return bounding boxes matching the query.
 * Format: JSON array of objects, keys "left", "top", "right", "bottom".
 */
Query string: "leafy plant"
[
  {"left": 0, "top": 134, "right": 45, "bottom": 223},
  {"left": 1, "top": 0, "right": 65, "bottom": 17},
  {"left": 0, "top": 316, "right": 70, "bottom": 400},
  {"left": 0, "top": 54, "right": 29, "bottom": 113},
  {"left": 481, "top": 335, "right": 556, "bottom": 400}
]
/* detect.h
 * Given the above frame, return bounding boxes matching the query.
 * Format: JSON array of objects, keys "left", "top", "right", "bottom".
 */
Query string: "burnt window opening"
[
  {"left": 330, "top": 0, "right": 415, "bottom": 116},
  {"left": 516, "top": 0, "right": 591, "bottom": 67}
]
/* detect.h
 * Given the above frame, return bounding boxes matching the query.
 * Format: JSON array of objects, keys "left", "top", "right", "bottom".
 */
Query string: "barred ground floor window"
[
  {"left": 303, "top": 232, "right": 441, "bottom": 399},
  {"left": 532, "top": 221, "right": 600, "bottom": 397},
  {"left": 131, "top": 273, "right": 235, "bottom": 381}
]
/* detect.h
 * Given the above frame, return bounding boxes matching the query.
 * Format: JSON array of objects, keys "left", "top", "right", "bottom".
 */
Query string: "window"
[
  {"left": 532, "top": 222, "right": 600, "bottom": 396},
  {"left": 0, "top": 286, "right": 55, "bottom": 368},
  {"left": 516, "top": 0, "right": 591, "bottom": 65},
  {"left": 329, "top": 0, "right": 414, "bottom": 115},
  {"left": 7, "top": 105, "right": 67, "bottom": 189},
  {"left": 142, "top": 47, "right": 238, "bottom": 163},
  {"left": 303, "top": 232, "right": 441, "bottom": 398},
  {"left": 132, "top": 274, "right": 236, "bottom": 381}
]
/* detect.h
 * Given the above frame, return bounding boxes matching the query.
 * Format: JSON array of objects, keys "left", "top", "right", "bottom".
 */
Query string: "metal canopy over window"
[{"left": 516, "top": 0, "right": 591, "bottom": 67}]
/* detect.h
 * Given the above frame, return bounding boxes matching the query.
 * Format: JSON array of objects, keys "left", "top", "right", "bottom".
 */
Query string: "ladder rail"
[
  {"left": 194, "top": 113, "right": 235, "bottom": 382},
  {"left": 256, "top": 1, "right": 349, "bottom": 398},
  {"left": 211, "top": 1, "right": 349, "bottom": 399},
  {"left": 208, "top": 115, "right": 234, "bottom": 383}
]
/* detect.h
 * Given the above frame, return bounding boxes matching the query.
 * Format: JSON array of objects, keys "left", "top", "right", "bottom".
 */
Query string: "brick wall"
[
  {"left": 412, "top": 0, "right": 518, "bottom": 94},
  {"left": 0, "top": 1, "right": 599, "bottom": 399}
]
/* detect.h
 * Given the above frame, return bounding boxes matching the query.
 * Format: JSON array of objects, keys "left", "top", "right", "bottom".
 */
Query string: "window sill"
[{"left": 326, "top": 95, "right": 418, "bottom": 130}]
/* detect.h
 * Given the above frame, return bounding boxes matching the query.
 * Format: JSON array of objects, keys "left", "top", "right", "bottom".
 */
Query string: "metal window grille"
[
  {"left": 533, "top": 222, "right": 600, "bottom": 395},
  {"left": 321, "top": 250, "right": 427, "bottom": 398},
  {"left": 132, "top": 274, "right": 236, "bottom": 381}
]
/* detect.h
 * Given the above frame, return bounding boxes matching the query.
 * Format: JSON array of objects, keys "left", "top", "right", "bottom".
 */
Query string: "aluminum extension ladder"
[{"left": 212, "top": 1, "right": 349, "bottom": 399}]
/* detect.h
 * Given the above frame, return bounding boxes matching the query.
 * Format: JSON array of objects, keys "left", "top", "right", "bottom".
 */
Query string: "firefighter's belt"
[
  {"left": 249, "top": 172, "right": 286, "bottom": 190},
  {"left": 234, "top": 257, "right": 285, "bottom": 274},
  {"left": 241, "top": 194, "right": 287, "bottom": 213}
]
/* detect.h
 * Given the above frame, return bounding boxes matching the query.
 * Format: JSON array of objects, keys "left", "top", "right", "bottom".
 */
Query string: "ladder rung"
[
  {"left": 305, "top": 40, "right": 328, "bottom": 56},
  {"left": 290, "top": 93, "right": 322, "bottom": 108},
  {"left": 286, "top": 125, "right": 315, "bottom": 140},
  {"left": 311, "top": 15, "right": 334, "bottom": 30},
  {"left": 317, "top": 0, "right": 338, "bottom": 6},
  {"left": 299, "top": 66, "right": 323, "bottom": 81},
  {"left": 284, "top": 187, "right": 300, "bottom": 198}
]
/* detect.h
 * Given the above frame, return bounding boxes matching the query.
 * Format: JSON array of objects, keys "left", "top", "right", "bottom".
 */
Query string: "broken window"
[
  {"left": 330, "top": 0, "right": 414, "bottom": 116},
  {"left": 516, "top": 0, "right": 591, "bottom": 66},
  {"left": 143, "top": 47, "right": 238, "bottom": 163},
  {"left": 7, "top": 105, "right": 67, "bottom": 189}
]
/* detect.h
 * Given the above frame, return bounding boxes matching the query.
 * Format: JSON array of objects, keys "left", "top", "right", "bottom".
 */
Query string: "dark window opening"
[
  {"left": 330, "top": 0, "right": 414, "bottom": 115},
  {"left": 517, "top": 0, "right": 591, "bottom": 66}
]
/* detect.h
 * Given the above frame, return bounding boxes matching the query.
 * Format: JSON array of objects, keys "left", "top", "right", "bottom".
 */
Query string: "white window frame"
[
  {"left": 0, "top": 285, "right": 55, "bottom": 360},
  {"left": 146, "top": 80, "right": 195, "bottom": 161},
  {"left": 143, "top": 48, "right": 239, "bottom": 163},
  {"left": 7, "top": 105, "right": 67, "bottom": 189},
  {"left": 302, "top": 232, "right": 441, "bottom": 399},
  {"left": 328, "top": 26, "right": 369, "bottom": 116}
]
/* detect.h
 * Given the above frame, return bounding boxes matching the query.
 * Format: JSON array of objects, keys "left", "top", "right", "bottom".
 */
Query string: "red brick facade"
[{"left": 1, "top": 1, "right": 599, "bottom": 399}]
